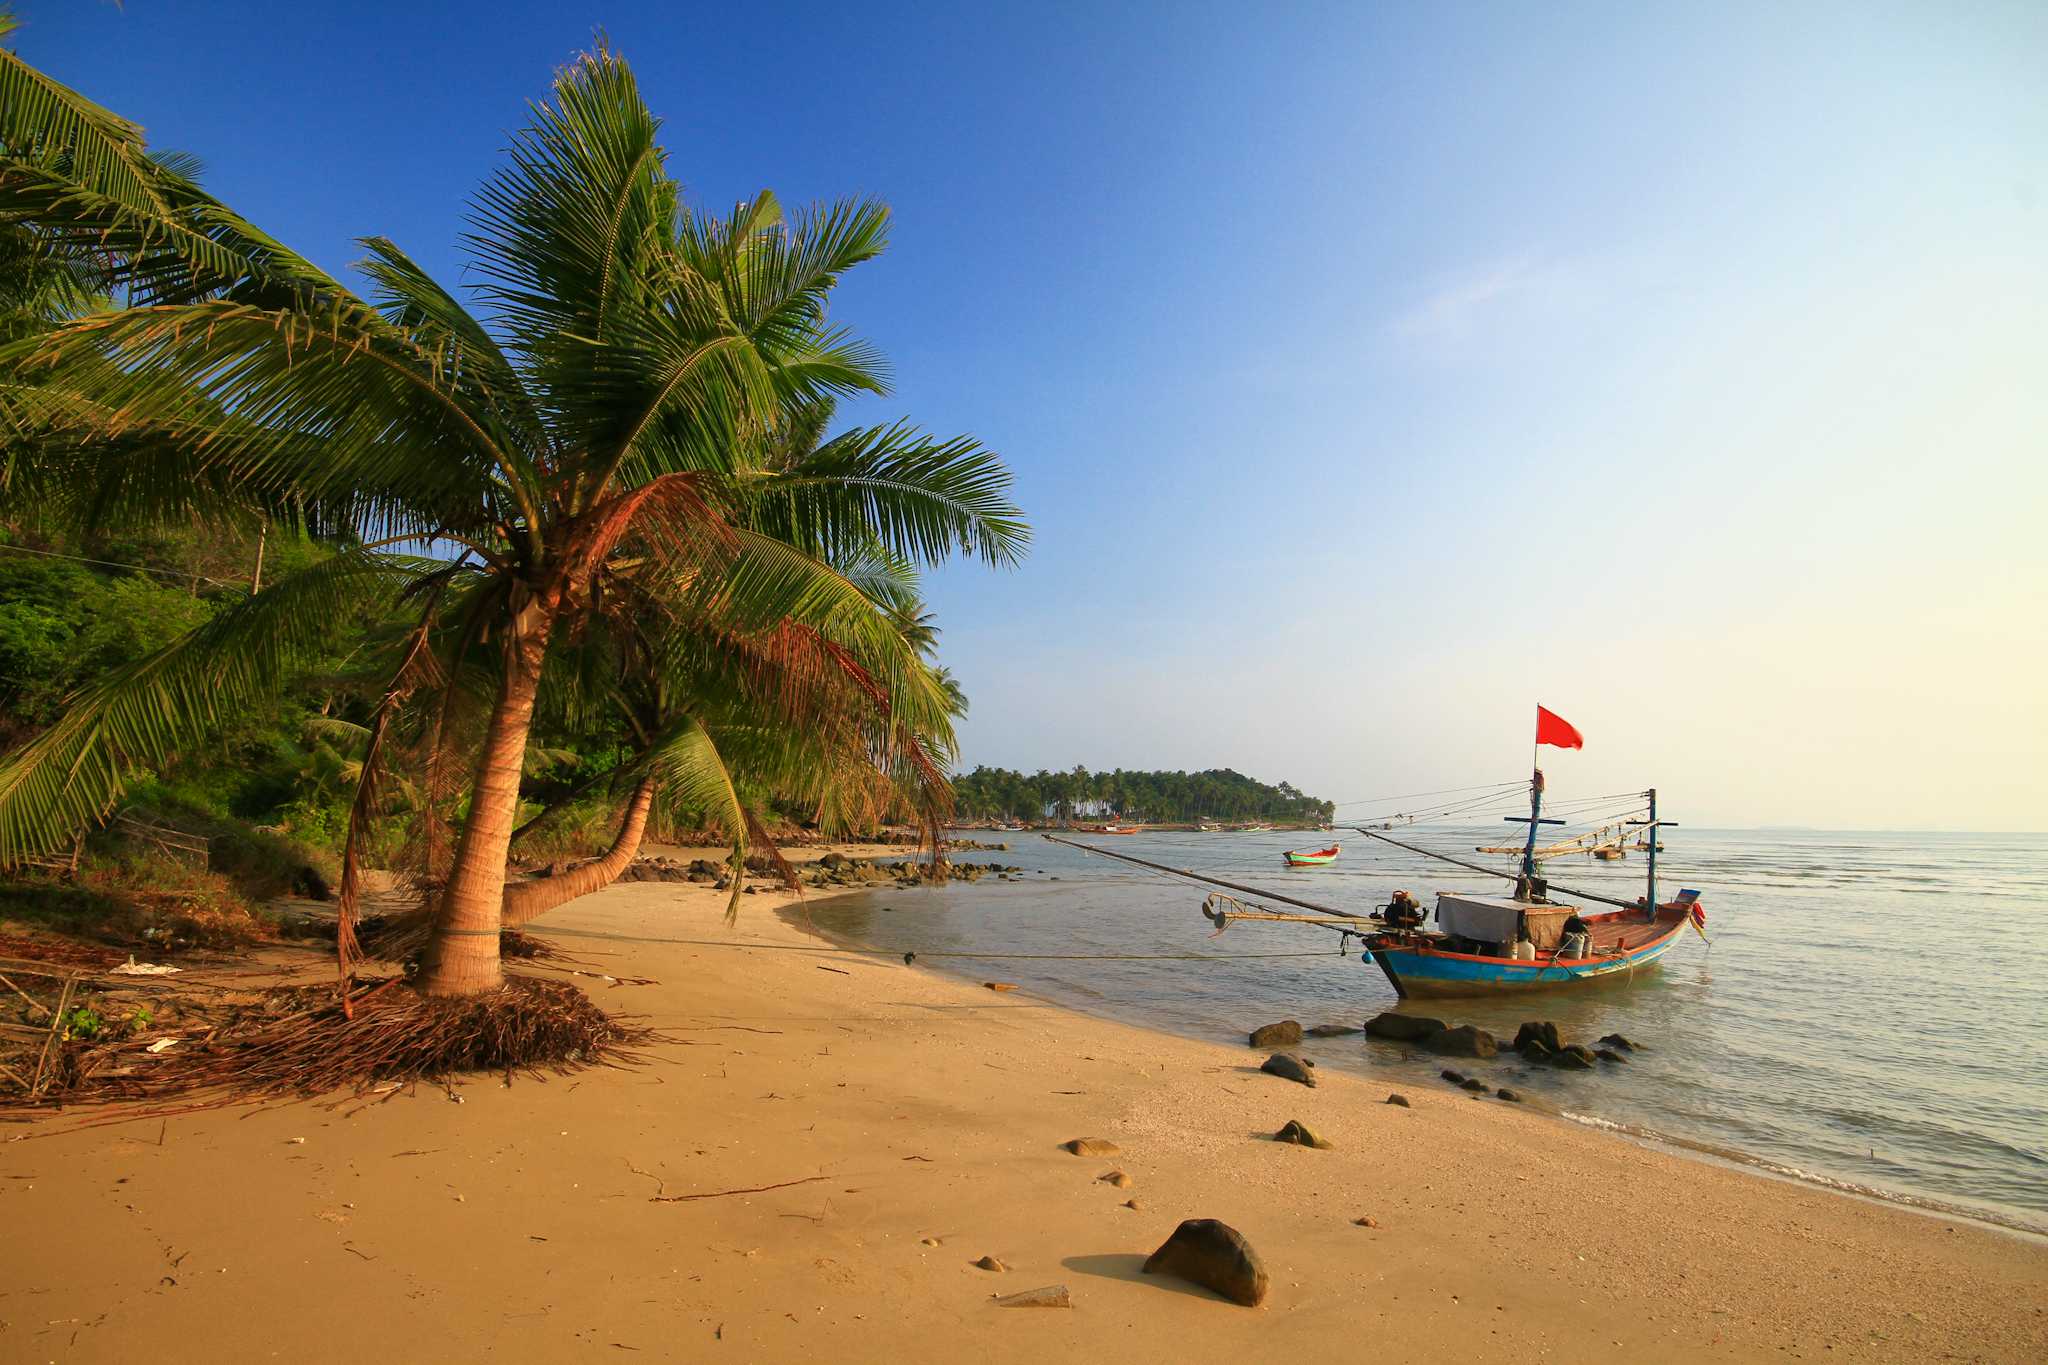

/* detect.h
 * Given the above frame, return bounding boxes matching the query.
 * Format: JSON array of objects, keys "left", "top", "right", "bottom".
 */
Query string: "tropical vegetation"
[
  {"left": 0, "top": 34, "right": 1025, "bottom": 995},
  {"left": 951, "top": 765, "right": 1333, "bottom": 825}
]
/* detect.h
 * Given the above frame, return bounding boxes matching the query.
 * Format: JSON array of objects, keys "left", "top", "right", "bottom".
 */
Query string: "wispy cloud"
[{"left": 1389, "top": 254, "right": 1582, "bottom": 343}]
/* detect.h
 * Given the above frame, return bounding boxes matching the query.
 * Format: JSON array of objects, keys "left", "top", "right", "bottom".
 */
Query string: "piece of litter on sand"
[
  {"left": 111, "top": 957, "right": 180, "bottom": 976},
  {"left": 983, "top": 981, "right": 1018, "bottom": 992},
  {"left": 145, "top": 1037, "right": 178, "bottom": 1053},
  {"left": 994, "top": 1284, "right": 1070, "bottom": 1309}
]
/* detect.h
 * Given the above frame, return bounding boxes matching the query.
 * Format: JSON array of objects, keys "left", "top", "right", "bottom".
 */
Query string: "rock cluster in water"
[{"left": 596, "top": 852, "right": 1023, "bottom": 890}]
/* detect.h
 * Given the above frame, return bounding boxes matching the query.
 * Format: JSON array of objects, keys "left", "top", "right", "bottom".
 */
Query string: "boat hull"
[{"left": 1366, "top": 909, "right": 1687, "bottom": 999}]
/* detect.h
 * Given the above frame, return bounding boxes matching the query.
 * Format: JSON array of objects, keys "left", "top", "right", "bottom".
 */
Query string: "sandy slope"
[{"left": 2, "top": 864, "right": 2043, "bottom": 1364}]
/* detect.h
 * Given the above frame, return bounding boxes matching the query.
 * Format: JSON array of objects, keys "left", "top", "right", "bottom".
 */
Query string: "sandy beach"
[{"left": 3, "top": 855, "right": 2044, "bottom": 1364}]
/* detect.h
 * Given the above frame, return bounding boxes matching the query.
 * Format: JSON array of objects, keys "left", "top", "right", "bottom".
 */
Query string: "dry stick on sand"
[{"left": 626, "top": 1159, "right": 828, "bottom": 1203}]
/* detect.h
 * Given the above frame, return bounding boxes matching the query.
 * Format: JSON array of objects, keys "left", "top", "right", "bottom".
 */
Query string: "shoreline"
[
  {"left": 781, "top": 882, "right": 2048, "bottom": 1245},
  {"left": 3, "top": 862, "right": 2044, "bottom": 1362}
]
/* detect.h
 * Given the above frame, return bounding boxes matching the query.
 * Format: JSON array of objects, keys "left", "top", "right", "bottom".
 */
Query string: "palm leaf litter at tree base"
[{"left": 7, "top": 975, "right": 656, "bottom": 1112}]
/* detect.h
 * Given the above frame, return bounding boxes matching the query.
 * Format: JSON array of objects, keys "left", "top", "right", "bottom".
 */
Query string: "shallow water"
[{"left": 794, "top": 826, "right": 2048, "bottom": 1232}]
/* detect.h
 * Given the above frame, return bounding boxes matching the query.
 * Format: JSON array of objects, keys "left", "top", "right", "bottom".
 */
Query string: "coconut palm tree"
[{"left": 0, "top": 41, "right": 1025, "bottom": 995}]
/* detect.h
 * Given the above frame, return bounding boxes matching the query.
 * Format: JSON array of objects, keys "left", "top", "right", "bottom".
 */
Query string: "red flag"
[{"left": 1535, "top": 705, "right": 1584, "bottom": 750}]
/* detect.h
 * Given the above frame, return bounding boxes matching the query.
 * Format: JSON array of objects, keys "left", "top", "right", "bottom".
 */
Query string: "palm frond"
[{"left": 0, "top": 550, "right": 435, "bottom": 865}]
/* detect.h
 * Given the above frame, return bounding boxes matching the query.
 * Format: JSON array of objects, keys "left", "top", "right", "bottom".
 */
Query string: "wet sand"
[{"left": 3, "top": 859, "right": 2043, "bottom": 1363}]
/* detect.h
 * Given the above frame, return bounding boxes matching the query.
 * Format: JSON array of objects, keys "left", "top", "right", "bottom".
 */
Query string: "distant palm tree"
[{"left": 0, "top": 41, "right": 1025, "bottom": 994}]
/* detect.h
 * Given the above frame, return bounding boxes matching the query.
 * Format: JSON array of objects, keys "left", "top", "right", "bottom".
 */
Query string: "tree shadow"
[{"left": 1059, "top": 1253, "right": 1233, "bottom": 1303}]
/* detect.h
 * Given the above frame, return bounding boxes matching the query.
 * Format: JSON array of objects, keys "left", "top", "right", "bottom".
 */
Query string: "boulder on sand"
[
  {"left": 1273, "top": 1119, "right": 1332, "bottom": 1149},
  {"left": 1060, "top": 1138, "right": 1120, "bottom": 1157},
  {"left": 1386, "top": 1093, "right": 1412, "bottom": 1107},
  {"left": 1142, "top": 1219, "right": 1269, "bottom": 1307},
  {"left": 1260, "top": 1052, "right": 1317, "bottom": 1087},
  {"left": 1365, "top": 1012, "right": 1446, "bottom": 1042},
  {"left": 1248, "top": 1020, "right": 1303, "bottom": 1049},
  {"left": 1459, "top": 1077, "right": 1489, "bottom": 1092},
  {"left": 1423, "top": 1024, "right": 1498, "bottom": 1058}
]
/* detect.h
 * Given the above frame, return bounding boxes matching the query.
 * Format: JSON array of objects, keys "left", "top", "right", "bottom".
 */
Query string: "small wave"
[{"left": 1557, "top": 1110, "right": 2048, "bottom": 1238}]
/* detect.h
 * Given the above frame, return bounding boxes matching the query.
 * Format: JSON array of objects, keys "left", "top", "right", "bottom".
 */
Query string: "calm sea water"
[{"left": 795, "top": 827, "right": 2048, "bottom": 1233}]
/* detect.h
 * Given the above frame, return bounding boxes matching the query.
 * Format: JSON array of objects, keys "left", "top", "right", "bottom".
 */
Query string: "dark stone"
[
  {"left": 1305, "top": 1023, "right": 1362, "bottom": 1037},
  {"left": 1273, "top": 1119, "right": 1332, "bottom": 1149},
  {"left": 1439, "top": 1069, "right": 1467, "bottom": 1085},
  {"left": 1496, "top": 1087, "right": 1523, "bottom": 1102},
  {"left": 1365, "top": 1011, "right": 1447, "bottom": 1042},
  {"left": 820, "top": 852, "right": 848, "bottom": 869},
  {"left": 1248, "top": 1020, "right": 1303, "bottom": 1049},
  {"left": 1260, "top": 1052, "right": 1317, "bottom": 1087},
  {"left": 1459, "top": 1077, "right": 1489, "bottom": 1092},
  {"left": 1142, "top": 1219, "right": 1269, "bottom": 1307},
  {"left": 1385, "top": 1093, "right": 1411, "bottom": 1108},
  {"left": 1422, "top": 1025, "right": 1498, "bottom": 1058},
  {"left": 1598, "top": 1033, "right": 1642, "bottom": 1051},
  {"left": 1513, "top": 1021, "right": 1563, "bottom": 1053},
  {"left": 1518, "top": 1037, "right": 1556, "bottom": 1060},
  {"left": 1596, "top": 1048, "right": 1627, "bottom": 1064},
  {"left": 973, "top": 1255, "right": 1006, "bottom": 1271},
  {"left": 1552, "top": 1045, "right": 1597, "bottom": 1070}
]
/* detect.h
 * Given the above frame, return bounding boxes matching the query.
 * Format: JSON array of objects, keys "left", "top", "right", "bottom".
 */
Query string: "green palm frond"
[
  {"left": 746, "top": 420, "right": 1028, "bottom": 566},
  {"left": 643, "top": 713, "right": 749, "bottom": 921},
  {"left": 0, "top": 550, "right": 434, "bottom": 865}
]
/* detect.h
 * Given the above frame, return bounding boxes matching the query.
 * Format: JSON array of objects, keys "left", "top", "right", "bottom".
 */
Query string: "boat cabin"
[{"left": 1435, "top": 893, "right": 1581, "bottom": 959}]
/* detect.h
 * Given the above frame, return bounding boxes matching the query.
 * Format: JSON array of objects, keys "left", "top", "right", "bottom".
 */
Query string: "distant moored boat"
[{"left": 1282, "top": 844, "right": 1340, "bottom": 866}]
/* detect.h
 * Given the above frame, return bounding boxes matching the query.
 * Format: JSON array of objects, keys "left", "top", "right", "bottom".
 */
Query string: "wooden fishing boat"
[
  {"left": 1363, "top": 895, "right": 1695, "bottom": 999},
  {"left": 1200, "top": 707, "right": 1708, "bottom": 1000},
  {"left": 1282, "top": 844, "right": 1340, "bottom": 866}
]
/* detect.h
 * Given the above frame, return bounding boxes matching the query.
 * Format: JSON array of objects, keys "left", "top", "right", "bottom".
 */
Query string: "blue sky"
[{"left": 17, "top": 2, "right": 2047, "bottom": 828}]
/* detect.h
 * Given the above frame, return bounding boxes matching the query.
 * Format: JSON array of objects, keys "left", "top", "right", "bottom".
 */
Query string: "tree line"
[{"left": 951, "top": 766, "right": 1333, "bottom": 824}]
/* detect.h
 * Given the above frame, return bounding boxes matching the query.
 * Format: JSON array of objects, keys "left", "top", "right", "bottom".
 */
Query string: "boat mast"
[
  {"left": 1520, "top": 767, "right": 1545, "bottom": 882},
  {"left": 1644, "top": 787, "right": 1657, "bottom": 912}
]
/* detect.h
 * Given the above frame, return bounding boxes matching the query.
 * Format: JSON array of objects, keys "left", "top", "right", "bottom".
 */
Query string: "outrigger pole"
[{"left": 1040, "top": 834, "right": 1368, "bottom": 928}]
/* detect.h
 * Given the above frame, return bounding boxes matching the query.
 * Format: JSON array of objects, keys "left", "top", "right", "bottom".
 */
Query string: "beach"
[{"left": 3, "top": 860, "right": 2044, "bottom": 1364}]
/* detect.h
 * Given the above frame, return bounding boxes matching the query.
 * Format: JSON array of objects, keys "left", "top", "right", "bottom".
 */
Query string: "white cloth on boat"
[{"left": 1435, "top": 894, "right": 1575, "bottom": 950}]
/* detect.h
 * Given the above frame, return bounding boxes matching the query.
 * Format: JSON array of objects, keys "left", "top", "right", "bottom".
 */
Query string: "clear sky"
[{"left": 17, "top": 2, "right": 2046, "bottom": 829}]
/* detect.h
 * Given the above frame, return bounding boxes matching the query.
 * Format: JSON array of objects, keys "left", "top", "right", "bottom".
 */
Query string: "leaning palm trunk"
[
  {"left": 417, "top": 617, "right": 552, "bottom": 996},
  {"left": 500, "top": 776, "right": 657, "bottom": 928}
]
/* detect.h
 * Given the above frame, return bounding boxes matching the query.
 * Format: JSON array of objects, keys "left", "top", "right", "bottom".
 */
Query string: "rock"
[
  {"left": 1365, "top": 1011, "right": 1447, "bottom": 1042},
  {"left": 1248, "top": 1020, "right": 1303, "bottom": 1048},
  {"left": 1552, "top": 1044, "right": 1597, "bottom": 1070},
  {"left": 820, "top": 852, "right": 847, "bottom": 869},
  {"left": 973, "top": 1255, "right": 1006, "bottom": 1272},
  {"left": 1459, "top": 1077, "right": 1489, "bottom": 1092},
  {"left": 921, "top": 1237, "right": 941, "bottom": 1247},
  {"left": 1260, "top": 1052, "right": 1317, "bottom": 1087},
  {"left": 1439, "top": 1069, "right": 1467, "bottom": 1085},
  {"left": 1385, "top": 1093, "right": 1411, "bottom": 1108},
  {"left": 1496, "top": 1087, "right": 1523, "bottom": 1102},
  {"left": 1305, "top": 1023, "right": 1361, "bottom": 1037},
  {"left": 1121, "top": 1199, "right": 1141, "bottom": 1210},
  {"left": 994, "top": 1284, "right": 1070, "bottom": 1309},
  {"left": 1518, "top": 1037, "right": 1556, "bottom": 1061},
  {"left": 1353, "top": 1216, "right": 1380, "bottom": 1228},
  {"left": 1142, "top": 1219, "right": 1269, "bottom": 1307},
  {"left": 1273, "top": 1119, "right": 1332, "bottom": 1149},
  {"left": 1513, "top": 1021, "right": 1563, "bottom": 1053},
  {"left": 1596, "top": 1048, "right": 1628, "bottom": 1064},
  {"left": 1060, "top": 1138, "right": 1120, "bottom": 1157},
  {"left": 1423, "top": 1024, "right": 1498, "bottom": 1058},
  {"left": 1099, "top": 1170, "right": 1133, "bottom": 1189},
  {"left": 1598, "top": 1033, "right": 1642, "bottom": 1051}
]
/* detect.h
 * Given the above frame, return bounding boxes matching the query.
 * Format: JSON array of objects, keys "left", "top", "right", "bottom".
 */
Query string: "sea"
[{"left": 793, "top": 826, "right": 2048, "bottom": 1236}]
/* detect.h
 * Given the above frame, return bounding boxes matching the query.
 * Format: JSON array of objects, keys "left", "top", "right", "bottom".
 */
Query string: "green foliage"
[{"left": 951, "top": 766, "right": 1335, "bottom": 825}]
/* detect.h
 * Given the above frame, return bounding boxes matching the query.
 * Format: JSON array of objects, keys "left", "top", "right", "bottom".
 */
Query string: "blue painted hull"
[{"left": 1366, "top": 912, "right": 1687, "bottom": 999}]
